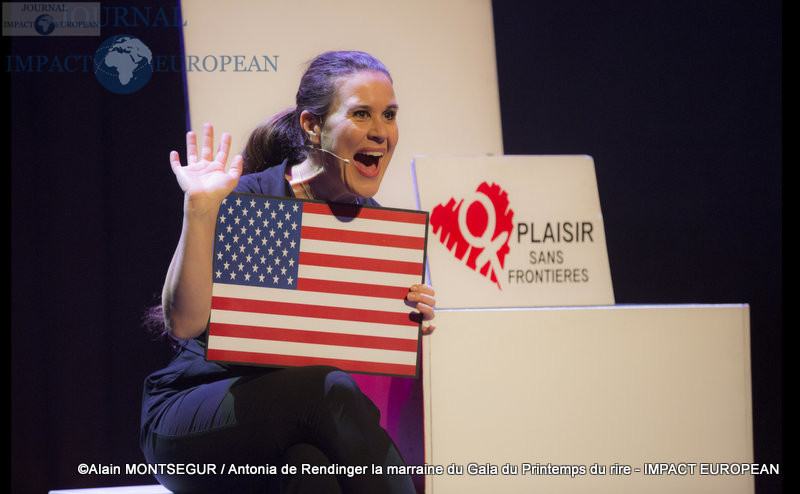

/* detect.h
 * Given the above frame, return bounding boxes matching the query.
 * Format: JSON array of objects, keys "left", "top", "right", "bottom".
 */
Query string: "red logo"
[{"left": 430, "top": 182, "right": 514, "bottom": 289}]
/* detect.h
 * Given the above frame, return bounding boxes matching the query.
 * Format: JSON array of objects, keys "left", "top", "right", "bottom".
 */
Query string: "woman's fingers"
[
  {"left": 184, "top": 124, "right": 214, "bottom": 164},
  {"left": 406, "top": 284, "right": 436, "bottom": 334},
  {"left": 168, "top": 125, "right": 241, "bottom": 198},
  {"left": 201, "top": 123, "right": 214, "bottom": 162},
  {"left": 409, "top": 293, "right": 436, "bottom": 316},
  {"left": 408, "top": 284, "right": 435, "bottom": 307},
  {"left": 180, "top": 124, "right": 236, "bottom": 168},
  {"left": 228, "top": 154, "right": 244, "bottom": 180},
  {"left": 185, "top": 131, "right": 198, "bottom": 164},
  {"left": 169, "top": 150, "right": 182, "bottom": 170},
  {"left": 215, "top": 132, "right": 232, "bottom": 165}
]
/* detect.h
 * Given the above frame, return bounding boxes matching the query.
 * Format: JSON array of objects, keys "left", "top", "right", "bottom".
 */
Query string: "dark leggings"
[{"left": 141, "top": 366, "right": 415, "bottom": 494}]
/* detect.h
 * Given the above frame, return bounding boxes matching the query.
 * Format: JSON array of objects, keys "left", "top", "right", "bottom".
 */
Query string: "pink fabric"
[{"left": 351, "top": 373, "right": 424, "bottom": 470}]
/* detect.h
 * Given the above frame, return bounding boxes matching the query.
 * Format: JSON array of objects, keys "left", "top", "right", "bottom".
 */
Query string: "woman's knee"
[
  {"left": 321, "top": 368, "right": 358, "bottom": 395},
  {"left": 285, "top": 366, "right": 369, "bottom": 407},
  {"left": 321, "top": 369, "right": 378, "bottom": 415}
]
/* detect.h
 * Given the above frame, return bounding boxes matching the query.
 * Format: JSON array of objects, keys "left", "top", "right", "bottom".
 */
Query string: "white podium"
[
  {"left": 422, "top": 304, "right": 753, "bottom": 493},
  {"left": 410, "top": 155, "right": 755, "bottom": 492}
]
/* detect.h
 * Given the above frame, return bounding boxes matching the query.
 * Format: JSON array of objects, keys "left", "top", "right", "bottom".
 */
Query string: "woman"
[{"left": 140, "top": 51, "right": 435, "bottom": 493}]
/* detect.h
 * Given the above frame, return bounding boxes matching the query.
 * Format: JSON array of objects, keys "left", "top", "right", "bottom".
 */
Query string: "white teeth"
[{"left": 361, "top": 151, "right": 384, "bottom": 157}]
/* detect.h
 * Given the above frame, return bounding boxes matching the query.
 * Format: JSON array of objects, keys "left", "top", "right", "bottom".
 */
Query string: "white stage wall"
[{"left": 179, "top": 0, "right": 503, "bottom": 210}]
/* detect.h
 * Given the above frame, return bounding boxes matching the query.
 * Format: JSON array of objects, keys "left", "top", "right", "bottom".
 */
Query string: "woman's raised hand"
[{"left": 170, "top": 123, "right": 243, "bottom": 213}]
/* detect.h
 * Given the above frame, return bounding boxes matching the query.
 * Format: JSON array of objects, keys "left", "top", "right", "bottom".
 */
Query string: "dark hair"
[
  {"left": 141, "top": 297, "right": 181, "bottom": 350},
  {"left": 242, "top": 50, "right": 392, "bottom": 174}
]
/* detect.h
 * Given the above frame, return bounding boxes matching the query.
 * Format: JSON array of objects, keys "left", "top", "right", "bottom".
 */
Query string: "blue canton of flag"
[{"left": 213, "top": 195, "right": 303, "bottom": 290}]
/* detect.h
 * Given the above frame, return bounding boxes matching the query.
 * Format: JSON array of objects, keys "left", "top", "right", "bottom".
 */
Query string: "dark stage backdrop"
[
  {"left": 10, "top": 1, "right": 187, "bottom": 492},
  {"left": 491, "top": 2, "right": 782, "bottom": 494},
  {"left": 10, "top": 1, "right": 781, "bottom": 493}
]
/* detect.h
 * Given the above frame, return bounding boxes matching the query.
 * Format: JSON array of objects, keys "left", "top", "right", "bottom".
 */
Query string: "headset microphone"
[{"left": 306, "top": 144, "right": 350, "bottom": 164}]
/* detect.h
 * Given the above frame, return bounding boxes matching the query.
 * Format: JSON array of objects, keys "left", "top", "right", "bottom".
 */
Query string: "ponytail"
[{"left": 242, "top": 108, "right": 307, "bottom": 174}]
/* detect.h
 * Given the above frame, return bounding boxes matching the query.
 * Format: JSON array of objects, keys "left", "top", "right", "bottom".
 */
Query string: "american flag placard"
[{"left": 206, "top": 193, "right": 429, "bottom": 377}]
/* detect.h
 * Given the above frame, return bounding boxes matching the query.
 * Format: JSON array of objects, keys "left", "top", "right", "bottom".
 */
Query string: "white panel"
[
  {"left": 179, "top": 0, "right": 502, "bottom": 211},
  {"left": 414, "top": 155, "right": 614, "bottom": 308},
  {"left": 423, "top": 305, "right": 754, "bottom": 493}
]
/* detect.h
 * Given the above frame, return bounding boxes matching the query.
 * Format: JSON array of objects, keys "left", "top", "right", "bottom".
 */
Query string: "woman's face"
[{"left": 317, "top": 70, "right": 398, "bottom": 200}]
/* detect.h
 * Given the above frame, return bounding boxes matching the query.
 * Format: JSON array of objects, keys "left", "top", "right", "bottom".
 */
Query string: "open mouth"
[{"left": 352, "top": 151, "right": 384, "bottom": 178}]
